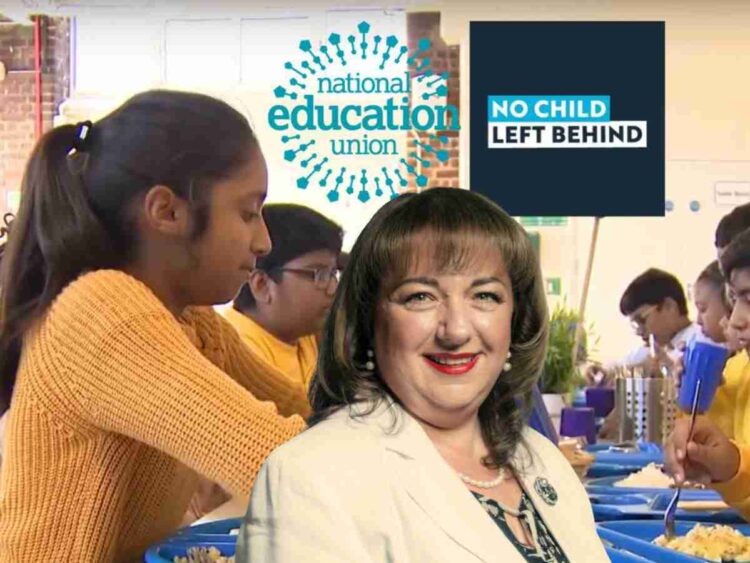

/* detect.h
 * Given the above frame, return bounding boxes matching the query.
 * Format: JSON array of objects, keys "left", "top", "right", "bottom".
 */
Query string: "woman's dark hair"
[
  {"left": 309, "top": 188, "right": 549, "bottom": 470},
  {"left": 233, "top": 204, "right": 342, "bottom": 311},
  {"left": 619, "top": 268, "right": 689, "bottom": 316},
  {"left": 0, "top": 90, "right": 258, "bottom": 412}
]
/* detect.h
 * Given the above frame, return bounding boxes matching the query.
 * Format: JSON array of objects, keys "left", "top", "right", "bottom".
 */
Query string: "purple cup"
[
  {"left": 560, "top": 407, "right": 596, "bottom": 444},
  {"left": 585, "top": 387, "right": 615, "bottom": 418},
  {"left": 678, "top": 340, "right": 728, "bottom": 413}
]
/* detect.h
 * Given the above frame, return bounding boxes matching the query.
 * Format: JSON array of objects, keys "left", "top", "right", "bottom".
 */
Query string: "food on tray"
[
  {"left": 174, "top": 546, "right": 234, "bottom": 563},
  {"left": 654, "top": 524, "right": 750, "bottom": 561},
  {"left": 615, "top": 463, "right": 673, "bottom": 488},
  {"left": 614, "top": 463, "right": 705, "bottom": 489}
]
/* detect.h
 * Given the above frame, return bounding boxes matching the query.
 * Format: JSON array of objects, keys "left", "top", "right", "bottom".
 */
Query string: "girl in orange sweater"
[{"left": 0, "top": 90, "right": 307, "bottom": 562}]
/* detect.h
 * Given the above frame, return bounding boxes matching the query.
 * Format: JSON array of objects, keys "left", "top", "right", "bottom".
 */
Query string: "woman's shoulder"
[{"left": 265, "top": 406, "right": 385, "bottom": 471}]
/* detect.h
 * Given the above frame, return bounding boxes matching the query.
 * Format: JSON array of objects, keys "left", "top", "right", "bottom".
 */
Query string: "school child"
[{"left": 0, "top": 90, "right": 306, "bottom": 561}]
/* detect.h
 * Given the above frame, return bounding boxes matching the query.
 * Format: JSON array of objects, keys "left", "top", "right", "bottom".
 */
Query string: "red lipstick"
[{"left": 423, "top": 353, "right": 479, "bottom": 375}]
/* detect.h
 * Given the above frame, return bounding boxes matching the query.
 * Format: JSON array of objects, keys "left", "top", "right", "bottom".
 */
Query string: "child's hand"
[
  {"left": 636, "top": 348, "right": 675, "bottom": 378},
  {"left": 664, "top": 416, "right": 739, "bottom": 485}
]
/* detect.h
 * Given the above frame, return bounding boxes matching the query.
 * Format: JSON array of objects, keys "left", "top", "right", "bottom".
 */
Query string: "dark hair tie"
[
  {"left": 71, "top": 120, "right": 93, "bottom": 152},
  {"left": 1, "top": 212, "right": 13, "bottom": 241}
]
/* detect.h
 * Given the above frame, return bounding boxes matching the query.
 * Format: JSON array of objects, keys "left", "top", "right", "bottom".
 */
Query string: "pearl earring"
[
  {"left": 503, "top": 350, "right": 512, "bottom": 372},
  {"left": 365, "top": 349, "right": 375, "bottom": 371}
]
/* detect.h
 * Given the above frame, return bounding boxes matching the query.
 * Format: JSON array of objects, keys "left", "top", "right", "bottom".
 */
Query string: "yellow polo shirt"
[
  {"left": 222, "top": 307, "right": 318, "bottom": 395},
  {"left": 706, "top": 350, "right": 750, "bottom": 442}
]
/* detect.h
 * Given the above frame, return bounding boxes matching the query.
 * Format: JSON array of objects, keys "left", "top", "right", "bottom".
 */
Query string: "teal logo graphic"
[{"left": 267, "top": 21, "right": 459, "bottom": 204}]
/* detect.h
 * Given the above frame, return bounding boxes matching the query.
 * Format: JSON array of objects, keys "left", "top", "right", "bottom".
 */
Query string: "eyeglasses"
[
  {"left": 273, "top": 267, "right": 341, "bottom": 290},
  {"left": 629, "top": 304, "right": 657, "bottom": 331}
]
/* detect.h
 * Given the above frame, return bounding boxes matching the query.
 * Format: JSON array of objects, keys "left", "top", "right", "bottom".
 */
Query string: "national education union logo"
[{"left": 267, "top": 21, "right": 459, "bottom": 205}]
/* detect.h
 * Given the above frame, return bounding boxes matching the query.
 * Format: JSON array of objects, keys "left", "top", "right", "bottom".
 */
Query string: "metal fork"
[{"left": 663, "top": 378, "right": 702, "bottom": 539}]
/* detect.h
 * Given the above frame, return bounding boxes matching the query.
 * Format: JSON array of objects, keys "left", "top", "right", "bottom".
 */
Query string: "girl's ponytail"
[
  {"left": 0, "top": 124, "right": 112, "bottom": 412},
  {"left": 0, "top": 90, "right": 257, "bottom": 413}
]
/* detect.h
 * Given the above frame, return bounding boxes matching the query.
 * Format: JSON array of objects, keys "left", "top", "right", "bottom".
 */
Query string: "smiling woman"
[
  {"left": 373, "top": 243, "right": 516, "bottom": 440},
  {"left": 238, "top": 188, "right": 609, "bottom": 563}
]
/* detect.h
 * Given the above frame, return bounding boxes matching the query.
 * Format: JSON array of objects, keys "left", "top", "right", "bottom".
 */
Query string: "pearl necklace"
[{"left": 458, "top": 467, "right": 507, "bottom": 488}]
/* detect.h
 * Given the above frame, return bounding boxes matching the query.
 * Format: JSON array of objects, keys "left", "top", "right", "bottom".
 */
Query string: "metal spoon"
[{"left": 663, "top": 378, "right": 702, "bottom": 539}]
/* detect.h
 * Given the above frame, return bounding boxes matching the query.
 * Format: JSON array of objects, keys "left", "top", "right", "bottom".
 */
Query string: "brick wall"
[
  {"left": 0, "top": 15, "right": 70, "bottom": 216},
  {"left": 406, "top": 12, "right": 460, "bottom": 191}
]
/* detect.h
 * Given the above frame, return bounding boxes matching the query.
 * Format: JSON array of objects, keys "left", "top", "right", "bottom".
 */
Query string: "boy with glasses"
[
  {"left": 616, "top": 268, "right": 700, "bottom": 368},
  {"left": 224, "top": 204, "right": 343, "bottom": 407},
  {"left": 589, "top": 268, "right": 697, "bottom": 385},
  {"left": 596, "top": 269, "right": 699, "bottom": 439}
]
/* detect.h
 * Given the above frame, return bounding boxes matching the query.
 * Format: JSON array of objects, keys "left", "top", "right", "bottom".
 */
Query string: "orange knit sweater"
[{"left": 0, "top": 270, "right": 307, "bottom": 562}]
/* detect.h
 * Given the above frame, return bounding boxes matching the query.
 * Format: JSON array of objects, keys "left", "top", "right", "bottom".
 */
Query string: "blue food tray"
[
  {"left": 587, "top": 442, "right": 663, "bottom": 466},
  {"left": 176, "top": 518, "right": 241, "bottom": 537},
  {"left": 589, "top": 492, "right": 742, "bottom": 523},
  {"left": 590, "top": 442, "right": 662, "bottom": 453},
  {"left": 598, "top": 520, "right": 750, "bottom": 562},
  {"left": 144, "top": 541, "right": 236, "bottom": 563},
  {"left": 587, "top": 463, "right": 644, "bottom": 478},
  {"left": 586, "top": 476, "right": 722, "bottom": 501},
  {"left": 604, "top": 544, "right": 658, "bottom": 562}
]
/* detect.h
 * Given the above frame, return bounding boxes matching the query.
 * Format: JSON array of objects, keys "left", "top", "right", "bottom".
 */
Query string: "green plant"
[{"left": 539, "top": 302, "right": 596, "bottom": 394}]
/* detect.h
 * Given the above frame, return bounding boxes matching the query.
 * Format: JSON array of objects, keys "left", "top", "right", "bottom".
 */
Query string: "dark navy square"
[{"left": 469, "top": 22, "right": 665, "bottom": 217}]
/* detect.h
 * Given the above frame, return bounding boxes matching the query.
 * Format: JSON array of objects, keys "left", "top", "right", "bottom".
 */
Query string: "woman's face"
[
  {"left": 694, "top": 280, "right": 727, "bottom": 343},
  {"left": 373, "top": 249, "right": 514, "bottom": 429}
]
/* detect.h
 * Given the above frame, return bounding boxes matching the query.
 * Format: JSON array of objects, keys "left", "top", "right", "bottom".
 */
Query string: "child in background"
[
  {"left": 224, "top": 204, "right": 342, "bottom": 404},
  {"left": 705, "top": 205, "right": 750, "bottom": 439},
  {"left": 694, "top": 261, "right": 745, "bottom": 437},
  {"left": 694, "top": 261, "right": 733, "bottom": 346},
  {"left": 666, "top": 228, "right": 750, "bottom": 523},
  {"left": 617, "top": 268, "right": 701, "bottom": 367},
  {"left": 597, "top": 269, "right": 698, "bottom": 440},
  {"left": 0, "top": 90, "right": 305, "bottom": 562},
  {"left": 593, "top": 269, "right": 697, "bottom": 382}
]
